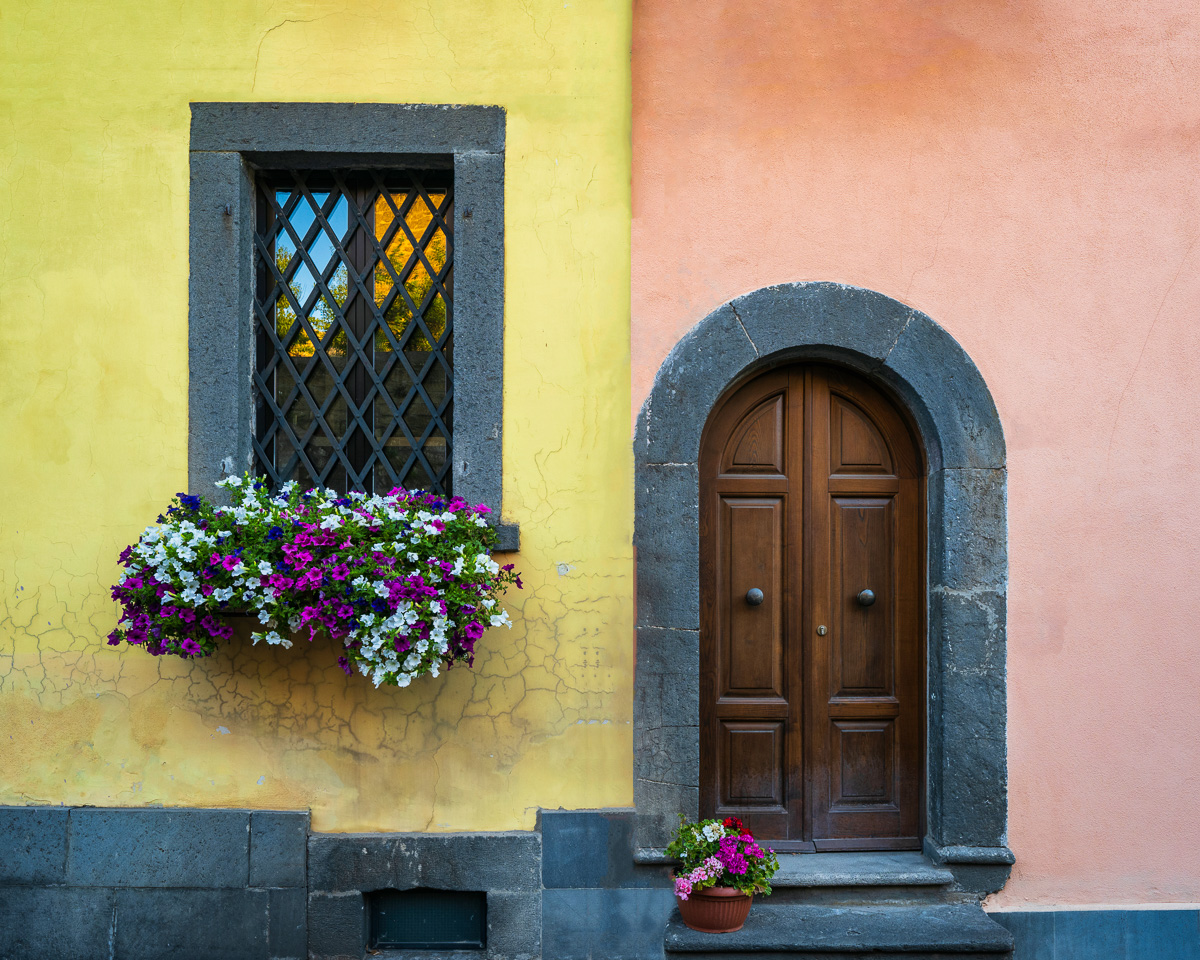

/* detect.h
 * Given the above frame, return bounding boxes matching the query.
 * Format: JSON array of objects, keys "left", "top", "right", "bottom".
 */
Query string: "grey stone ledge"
[
  {"left": 924, "top": 842, "right": 1015, "bottom": 866},
  {"left": 772, "top": 852, "right": 953, "bottom": 888},
  {"left": 664, "top": 902, "right": 1015, "bottom": 954}
]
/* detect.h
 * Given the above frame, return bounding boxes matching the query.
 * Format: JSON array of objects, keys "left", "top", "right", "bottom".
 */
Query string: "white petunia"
[{"left": 262, "top": 630, "right": 291, "bottom": 649}]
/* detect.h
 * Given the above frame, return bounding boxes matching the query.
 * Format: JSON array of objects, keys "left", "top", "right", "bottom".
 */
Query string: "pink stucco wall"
[{"left": 632, "top": 0, "right": 1200, "bottom": 906}]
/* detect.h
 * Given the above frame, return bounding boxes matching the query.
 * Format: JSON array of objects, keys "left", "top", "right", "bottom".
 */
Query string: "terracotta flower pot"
[{"left": 676, "top": 885, "right": 753, "bottom": 933}]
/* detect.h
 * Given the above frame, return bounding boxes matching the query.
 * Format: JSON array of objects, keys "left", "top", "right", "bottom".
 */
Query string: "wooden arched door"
[{"left": 699, "top": 364, "right": 925, "bottom": 852}]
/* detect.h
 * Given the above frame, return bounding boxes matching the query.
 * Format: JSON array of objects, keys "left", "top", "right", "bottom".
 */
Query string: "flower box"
[{"left": 107, "top": 476, "right": 521, "bottom": 688}]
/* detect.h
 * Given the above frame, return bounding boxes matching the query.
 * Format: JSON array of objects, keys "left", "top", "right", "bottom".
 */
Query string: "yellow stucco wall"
[{"left": 0, "top": 0, "right": 632, "bottom": 832}]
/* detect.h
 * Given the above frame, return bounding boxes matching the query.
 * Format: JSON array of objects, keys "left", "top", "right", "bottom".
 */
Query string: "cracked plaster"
[{"left": 0, "top": 0, "right": 633, "bottom": 833}]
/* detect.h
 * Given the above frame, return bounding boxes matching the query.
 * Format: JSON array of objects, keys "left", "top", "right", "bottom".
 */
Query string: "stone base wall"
[
  {"left": 0, "top": 806, "right": 307, "bottom": 960},
  {"left": 0, "top": 805, "right": 673, "bottom": 960},
  {"left": 540, "top": 809, "right": 675, "bottom": 960},
  {"left": 991, "top": 908, "right": 1200, "bottom": 960},
  {"left": 3, "top": 805, "right": 1192, "bottom": 960}
]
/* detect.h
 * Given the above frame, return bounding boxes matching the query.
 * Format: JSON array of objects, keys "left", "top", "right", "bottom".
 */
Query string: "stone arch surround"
[{"left": 633, "top": 282, "right": 1014, "bottom": 893}]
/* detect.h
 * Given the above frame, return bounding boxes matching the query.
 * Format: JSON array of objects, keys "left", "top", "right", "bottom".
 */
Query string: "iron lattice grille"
[{"left": 252, "top": 169, "right": 453, "bottom": 495}]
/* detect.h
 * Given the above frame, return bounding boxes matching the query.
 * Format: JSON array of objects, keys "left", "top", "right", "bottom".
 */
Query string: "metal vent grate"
[
  {"left": 368, "top": 888, "right": 487, "bottom": 950},
  {"left": 252, "top": 169, "right": 453, "bottom": 494}
]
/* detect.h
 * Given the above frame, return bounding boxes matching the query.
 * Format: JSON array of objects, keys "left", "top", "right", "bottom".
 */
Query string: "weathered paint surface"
[
  {"left": 632, "top": 1, "right": 1200, "bottom": 904},
  {"left": 0, "top": 0, "right": 632, "bottom": 832}
]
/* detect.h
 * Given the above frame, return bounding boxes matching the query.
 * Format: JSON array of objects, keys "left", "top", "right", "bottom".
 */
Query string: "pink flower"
[
  {"left": 717, "top": 836, "right": 748, "bottom": 875},
  {"left": 674, "top": 877, "right": 693, "bottom": 901}
]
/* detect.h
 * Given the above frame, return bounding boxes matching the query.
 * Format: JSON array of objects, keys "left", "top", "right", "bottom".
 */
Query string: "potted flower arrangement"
[
  {"left": 665, "top": 815, "right": 780, "bottom": 934},
  {"left": 106, "top": 475, "right": 521, "bottom": 687}
]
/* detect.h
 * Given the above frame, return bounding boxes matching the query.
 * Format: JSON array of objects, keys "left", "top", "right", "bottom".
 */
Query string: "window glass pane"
[{"left": 253, "top": 171, "right": 453, "bottom": 495}]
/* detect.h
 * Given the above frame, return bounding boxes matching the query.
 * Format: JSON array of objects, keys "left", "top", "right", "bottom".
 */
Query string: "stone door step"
[
  {"left": 772, "top": 853, "right": 954, "bottom": 888},
  {"left": 664, "top": 903, "right": 1014, "bottom": 958}
]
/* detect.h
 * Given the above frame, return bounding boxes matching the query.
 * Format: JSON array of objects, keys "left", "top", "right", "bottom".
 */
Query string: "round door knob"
[
  {"left": 745, "top": 588, "right": 764, "bottom": 606},
  {"left": 857, "top": 589, "right": 876, "bottom": 607}
]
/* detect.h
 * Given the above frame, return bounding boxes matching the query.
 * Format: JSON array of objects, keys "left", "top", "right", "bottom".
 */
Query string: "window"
[
  {"left": 188, "top": 103, "right": 517, "bottom": 548},
  {"left": 253, "top": 169, "right": 454, "bottom": 494}
]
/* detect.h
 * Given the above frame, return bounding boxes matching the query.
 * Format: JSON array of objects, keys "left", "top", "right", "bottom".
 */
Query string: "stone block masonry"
[
  {"left": 992, "top": 909, "right": 1200, "bottom": 960},
  {"left": 540, "top": 809, "right": 676, "bottom": 960},
  {"left": 306, "top": 830, "right": 542, "bottom": 960},
  {"left": 0, "top": 806, "right": 308, "bottom": 960},
  {"left": 0, "top": 806, "right": 675, "bottom": 960}
]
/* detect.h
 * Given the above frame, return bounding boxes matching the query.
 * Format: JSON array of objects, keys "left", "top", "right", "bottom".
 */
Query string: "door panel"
[
  {"left": 720, "top": 497, "right": 785, "bottom": 697},
  {"left": 701, "top": 363, "right": 924, "bottom": 851},
  {"left": 831, "top": 397, "right": 893, "bottom": 475},
  {"left": 831, "top": 498, "right": 894, "bottom": 696},
  {"left": 721, "top": 721, "right": 786, "bottom": 807},
  {"left": 831, "top": 720, "right": 896, "bottom": 805},
  {"left": 724, "top": 394, "right": 787, "bottom": 475}
]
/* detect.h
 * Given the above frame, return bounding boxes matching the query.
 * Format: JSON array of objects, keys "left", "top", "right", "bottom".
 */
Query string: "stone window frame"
[
  {"left": 632, "top": 282, "right": 1014, "bottom": 895},
  {"left": 188, "top": 102, "right": 518, "bottom": 550}
]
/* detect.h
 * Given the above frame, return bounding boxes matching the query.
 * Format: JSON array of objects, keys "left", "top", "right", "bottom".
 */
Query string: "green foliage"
[{"left": 665, "top": 814, "right": 780, "bottom": 899}]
